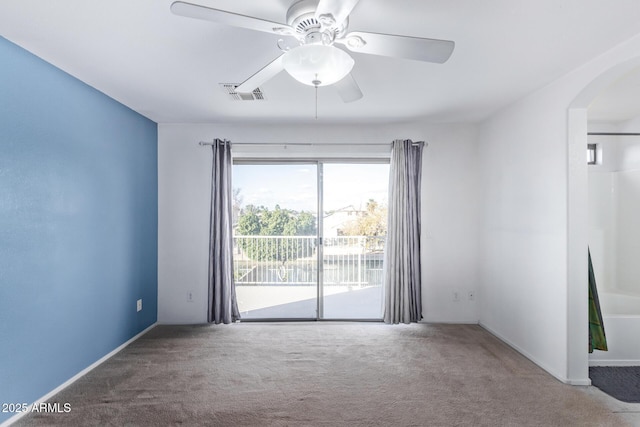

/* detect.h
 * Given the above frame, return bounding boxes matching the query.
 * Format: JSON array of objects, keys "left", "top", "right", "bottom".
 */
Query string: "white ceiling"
[{"left": 2, "top": 0, "right": 640, "bottom": 124}]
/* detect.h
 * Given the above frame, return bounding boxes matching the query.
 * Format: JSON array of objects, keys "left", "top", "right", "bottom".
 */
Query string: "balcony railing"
[{"left": 233, "top": 235, "right": 385, "bottom": 288}]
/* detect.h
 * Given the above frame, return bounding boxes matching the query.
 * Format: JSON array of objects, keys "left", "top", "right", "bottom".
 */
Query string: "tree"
[
  {"left": 237, "top": 205, "right": 316, "bottom": 237},
  {"left": 236, "top": 204, "right": 260, "bottom": 235},
  {"left": 341, "top": 199, "right": 387, "bottom": 252},
  {"left": 236, "top": 205, "right": 317, "bottom": 281},
  {"left": 294, "top": 211, "right": 316, "bottom": 236},
  {"left": 342, "top": 199, "right": 387, "bottom": 236}
]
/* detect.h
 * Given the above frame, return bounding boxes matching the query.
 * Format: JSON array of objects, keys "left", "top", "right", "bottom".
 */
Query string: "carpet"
[
  {"left": 14, "top": 323, "right": 628, "bottom": 427},
  {"left": 590, "top": 366, "right": 640, "bottom": 403}
]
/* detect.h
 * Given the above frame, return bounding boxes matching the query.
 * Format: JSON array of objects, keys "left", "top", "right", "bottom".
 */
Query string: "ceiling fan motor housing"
[{"left": 286, "top": 0, "right": 347, "bottom": 45}]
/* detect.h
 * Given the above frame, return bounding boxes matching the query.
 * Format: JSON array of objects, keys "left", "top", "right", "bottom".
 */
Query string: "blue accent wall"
[{"left": 0, "top": 36, "right": 157, "bottom": 422}]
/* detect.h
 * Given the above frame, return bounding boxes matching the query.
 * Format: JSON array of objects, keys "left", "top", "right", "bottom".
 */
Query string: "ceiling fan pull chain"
[{"left": 314, "top": 73, "right": 319, "bottom": 120}]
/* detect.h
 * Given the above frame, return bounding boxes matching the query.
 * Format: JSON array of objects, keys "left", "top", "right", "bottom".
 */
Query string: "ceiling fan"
[{"left": 170, "top": 0, "right": 455, "bottom": 103}]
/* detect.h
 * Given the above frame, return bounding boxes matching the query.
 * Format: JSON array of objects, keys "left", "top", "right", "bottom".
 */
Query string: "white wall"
[
  {"left": 158, "top": 121, "right": 480, "bottom": 324},
  {"left": 477, "top": 32, "right": 640, "bottom": 384},
  {"left": 588, "top": 127, "right": 621, "bottom": 297},
  {"left": 587, "top": 170, "right": 616, "bottom": 294},
  {"left": 613, "top": 170, "right": 640, "bottom": 295},
  {"left": 478, "top": 96, "right": 569, "bottom": 382},
  {"left": 421, "top": 124, "right": 480, "bottom": 323},
  {"left": 588, "top": 120, "right": 640, "bottom": 299}
]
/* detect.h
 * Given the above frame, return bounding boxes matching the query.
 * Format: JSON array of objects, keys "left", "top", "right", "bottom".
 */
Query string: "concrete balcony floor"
[{"left": 236, "top": 285, "right": 383, "bottom": 320}]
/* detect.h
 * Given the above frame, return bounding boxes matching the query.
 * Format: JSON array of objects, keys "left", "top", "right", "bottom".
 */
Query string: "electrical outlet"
[
  {"left": 468, "top": 291, "right": 475, "bottom": 301},
  {"left": 452, "top": 291, "right": 460, "bottom": 302},
  {"left": 187, "top": 291, "right": 194, "bottom": 303},
  {"left": 136, "top": 299, "right": 142, "bottom": 312}
]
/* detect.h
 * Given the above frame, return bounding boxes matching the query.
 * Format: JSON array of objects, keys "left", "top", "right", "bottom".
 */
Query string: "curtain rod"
[
  {"left": 588, "top": 132, "right": 640, "bottom": 136},
  {"left": 198, "top": 141, "right": 427, "bottom": 147}
]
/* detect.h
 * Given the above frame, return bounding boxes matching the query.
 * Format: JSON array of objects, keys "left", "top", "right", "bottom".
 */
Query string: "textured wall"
[{"left": 0, "top": 36, "right": 157, "bottom": 423}]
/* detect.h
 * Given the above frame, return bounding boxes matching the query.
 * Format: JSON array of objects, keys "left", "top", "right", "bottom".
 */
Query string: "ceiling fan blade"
[
  {"left": 235, "top": 54, "right": 285, "bottom": 93},
  {"left": 334, "top": 73, "right": 363, "bottom": 103},
  {"left": 170, "top": 1, "right": 295, "bottom": 36},
  {"left": 315, "top": 0, "right": 361, "bottom": 28},
  {"left": 338, "top": 31, "right": 455, "bottom": 63}
]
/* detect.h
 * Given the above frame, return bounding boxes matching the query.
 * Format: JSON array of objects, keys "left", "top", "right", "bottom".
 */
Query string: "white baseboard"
[
  {"left": 566, "top": 378, "right": 592, "bottom": 386},
  {"left": 420, "top": 319, "right": 479, "bottom": 325},
  {"left": 589, "top": 359, "right": 640, "bottom": 367},
  {"left": 479, "top": 322, "right": 591, "bottom": 386},
  {"left": 1, "top": 323, "right": 157, "bottom": 427}
]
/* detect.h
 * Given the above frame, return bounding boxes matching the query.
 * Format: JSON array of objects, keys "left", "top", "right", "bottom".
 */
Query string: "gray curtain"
[
  {"left": 208, "top": 139, "right": 240, "bottom": 324},
  {"left": 384, "top": 139, "right": 424, "bottom": 324}
]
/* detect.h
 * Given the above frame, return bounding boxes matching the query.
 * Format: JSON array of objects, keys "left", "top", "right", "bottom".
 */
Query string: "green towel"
[{"left": 588, "top": 248, "right": 608, "bottom": 353}]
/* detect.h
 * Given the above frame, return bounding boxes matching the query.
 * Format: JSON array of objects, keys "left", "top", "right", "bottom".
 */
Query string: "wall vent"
[{"left": 220, "top": 83, "right": 266, "bottom": 101}]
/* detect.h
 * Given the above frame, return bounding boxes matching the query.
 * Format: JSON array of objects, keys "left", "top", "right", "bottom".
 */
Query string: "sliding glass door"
[
  {"left": 232, "top": 161, "right": 388, "bottom": 320},
  {"left": 321, "top": 163, "right": 389, "bottom": 319},
  {"left": 233, "top": 163, "right": 318, "bottom": 319}
]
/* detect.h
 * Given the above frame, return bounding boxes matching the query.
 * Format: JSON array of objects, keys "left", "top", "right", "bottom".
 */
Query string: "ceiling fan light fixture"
[{"left": 282, "top": 44, "right": 354, "bottom": 87}]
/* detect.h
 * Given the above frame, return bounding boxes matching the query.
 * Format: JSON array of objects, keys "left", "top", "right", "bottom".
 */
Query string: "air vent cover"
[{"left": 220, "top": 84, "right": 266, "bottom": 101}]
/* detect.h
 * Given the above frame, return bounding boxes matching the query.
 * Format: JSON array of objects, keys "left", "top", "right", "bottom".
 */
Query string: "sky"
[{"left": 233, "top": 163, "right": 389, "bottom": 213}]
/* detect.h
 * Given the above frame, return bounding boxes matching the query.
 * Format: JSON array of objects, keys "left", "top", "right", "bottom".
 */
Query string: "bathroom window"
[{"left": 587, "top": 144, "right": 598, "bottom": 165}]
